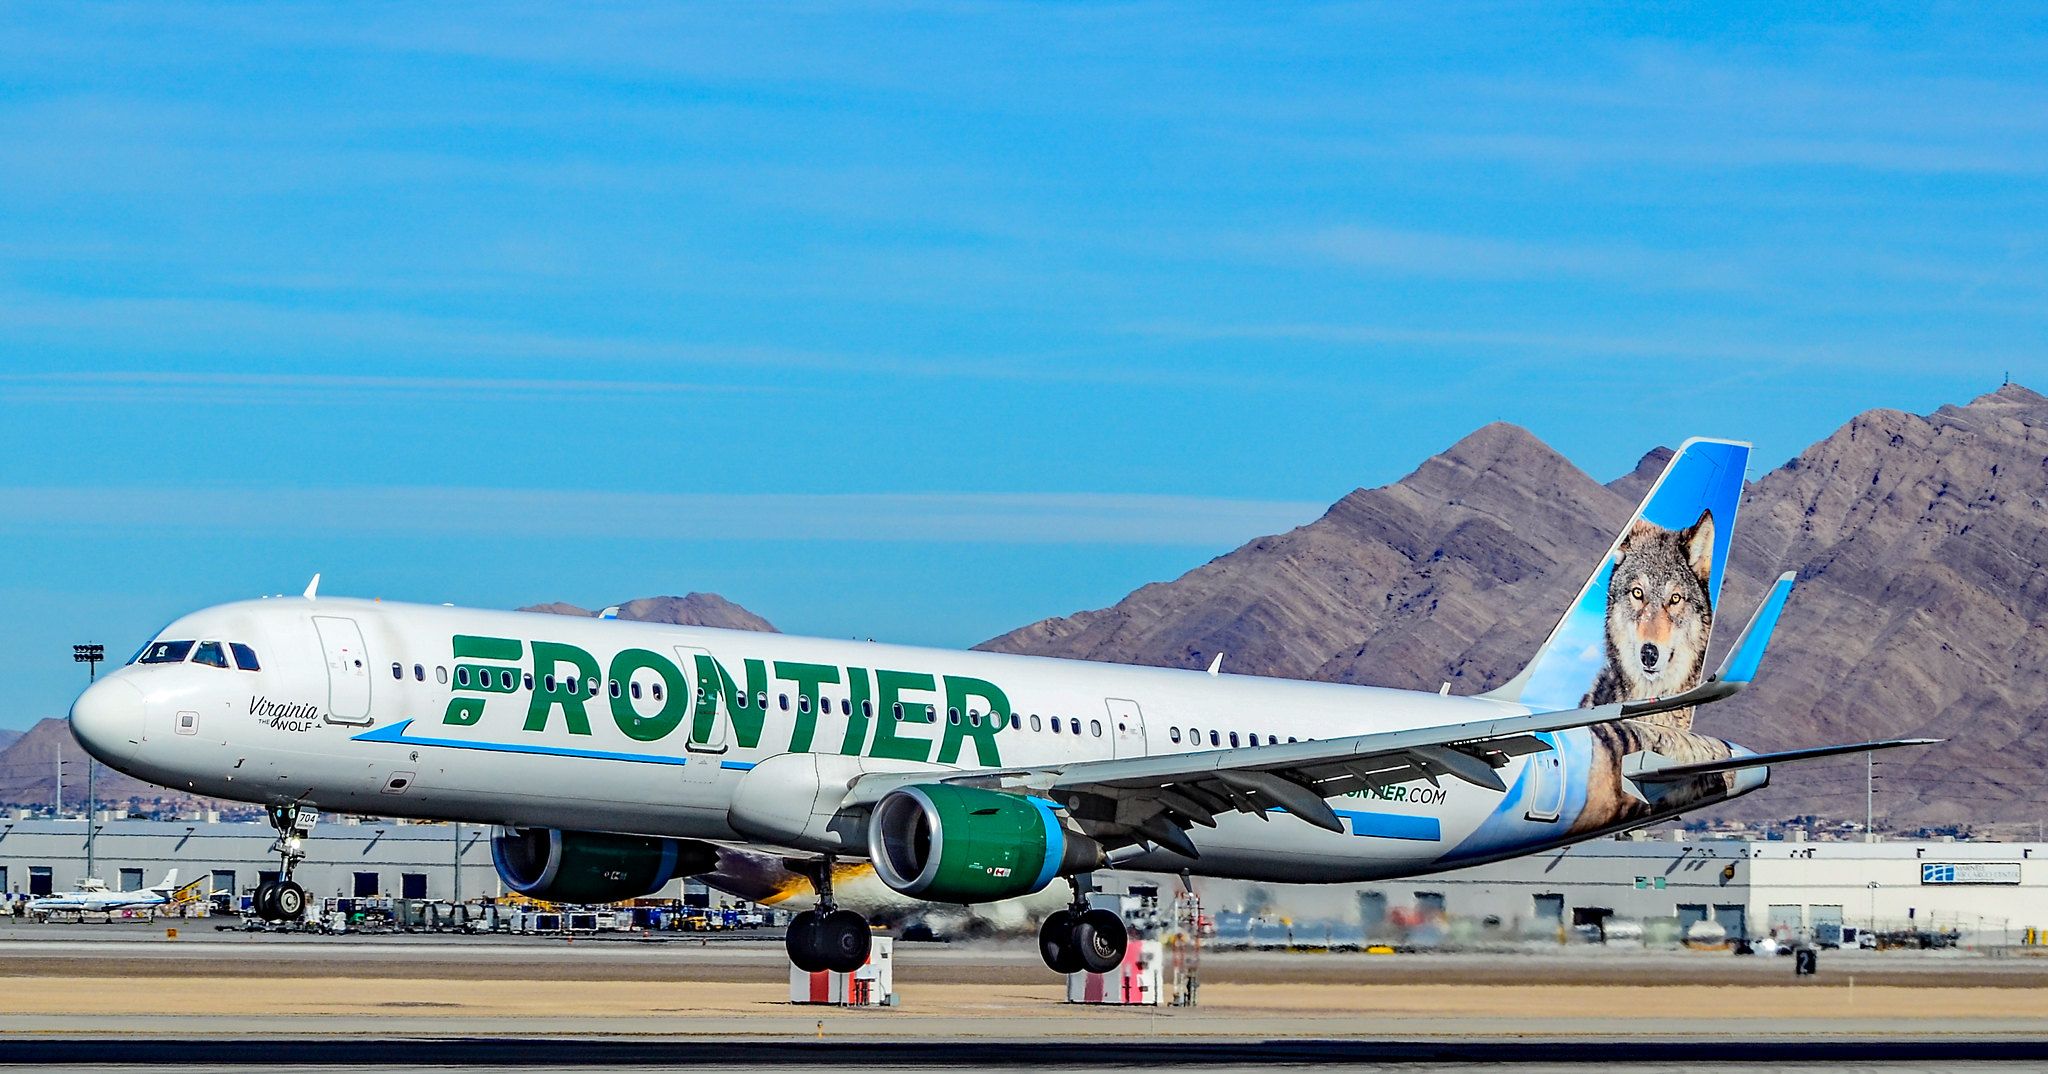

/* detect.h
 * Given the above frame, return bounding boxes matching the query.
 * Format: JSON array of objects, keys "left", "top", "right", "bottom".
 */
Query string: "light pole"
[{"left": 74, "top": 643, "right": 105, "bottom": 879}]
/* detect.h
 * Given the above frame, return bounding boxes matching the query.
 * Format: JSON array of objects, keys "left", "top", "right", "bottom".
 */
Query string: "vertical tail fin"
[
  {"left": 1484, "top": 438, "right": 1750, "bottom": 716},
  {"left": 150, "top": 869, "right": 179, "bottom": 893}
]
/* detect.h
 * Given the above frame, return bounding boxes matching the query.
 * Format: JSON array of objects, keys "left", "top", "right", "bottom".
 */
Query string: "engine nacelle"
[
  {"left": 490, "top": 827, "right": 716, "bottom": 904},
  {"left": 867, "top": 785, "right": 1103, "bottom": 904}
]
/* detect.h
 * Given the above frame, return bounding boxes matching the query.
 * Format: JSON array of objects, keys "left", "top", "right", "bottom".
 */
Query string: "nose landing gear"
[
  {"left": 785, "top": 854, "right": 872, "bottom": 974},
  {"left": 1038, "top": 874, "right": 1127, "bottom": 975},
  {"left": 252, "top": 802, "right": 315, "bottom": 923}
]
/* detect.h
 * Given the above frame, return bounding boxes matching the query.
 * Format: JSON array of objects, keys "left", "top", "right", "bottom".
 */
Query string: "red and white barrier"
[
  {"left": 1065, "top": 939, "right": 1162, "bottom": 1005},
  {"left": 789, "top": 936, "right": 895, "bottom": 1007}
]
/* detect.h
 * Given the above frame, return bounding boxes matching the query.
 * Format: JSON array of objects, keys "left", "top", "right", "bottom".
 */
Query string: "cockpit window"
[
  {"left": 192, "top": 641, "right": 230, "bottom": 669},
  {"left": 139, "top": 640, "right": 195, "bottom": 664},
  {"left": 230, "top": 643, "right": 261, "bottom": 671}
]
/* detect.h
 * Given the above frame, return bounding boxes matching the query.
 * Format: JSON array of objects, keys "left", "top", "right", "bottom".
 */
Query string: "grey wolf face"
[{"left": 1584, "top": 510, "right": 1715, "bottom": 706}]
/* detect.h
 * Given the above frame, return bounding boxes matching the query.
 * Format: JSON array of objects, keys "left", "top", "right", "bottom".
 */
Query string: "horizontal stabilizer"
[{"left": 1633, "top": 737, "right": 1938, "bottom": 783}]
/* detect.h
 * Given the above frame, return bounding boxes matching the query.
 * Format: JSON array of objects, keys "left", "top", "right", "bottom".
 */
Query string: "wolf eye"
[
  {"left": 1629, "top": 586, "right": 1645, "bottom": 601},
  {"left": 1668, "top": 594, "right": 1685, "bottom": 607}
]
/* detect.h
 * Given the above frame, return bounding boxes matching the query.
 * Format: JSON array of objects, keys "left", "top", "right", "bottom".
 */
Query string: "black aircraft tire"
[
  {"left": 818, "top": 909, "right": 872, "bottom": 974},
  {"left": 785, "top": 909, "right": 828, "bottom": 974},
  {"left": 1038, "top": 909, "right": 1085, "bottom": 974},
  {"left": 253, "top": 882, "right": 279, "bottom": 921},
  {"left": 1074, "top": 908, "right": 1128, "bottom": 974},
  {"left": 273, "top": 881, "right": 306, "bottom": 919}
]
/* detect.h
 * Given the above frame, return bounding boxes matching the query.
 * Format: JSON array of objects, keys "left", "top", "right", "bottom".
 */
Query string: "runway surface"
[{"left": 5, "top": 921, "right": 2046, "bottom": 1069}]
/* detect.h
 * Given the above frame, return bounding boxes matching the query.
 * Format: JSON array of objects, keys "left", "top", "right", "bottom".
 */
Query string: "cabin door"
[{"left": 312, "top": 616, "right": 371, "bottom": 724}]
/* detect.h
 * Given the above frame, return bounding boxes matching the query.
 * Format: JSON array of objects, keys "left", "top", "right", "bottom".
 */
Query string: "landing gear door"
[
  {"left": 1105, "top": 698, "right": 1146, "bottom": 759},
  {"left": 1522, "top": 732, "right": 1565, "bottom": 822},
  {"left": 674, "top": 646, "right": 728, "bottom": 755},
  {"left": 312, "top": 616, "right": 371, "bottom": 725}
]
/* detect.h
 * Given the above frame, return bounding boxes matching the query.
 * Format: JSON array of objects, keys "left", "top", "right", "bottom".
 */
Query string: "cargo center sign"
[{"left": 1920, "top": 862, "right": 2022, "bottom": 885}]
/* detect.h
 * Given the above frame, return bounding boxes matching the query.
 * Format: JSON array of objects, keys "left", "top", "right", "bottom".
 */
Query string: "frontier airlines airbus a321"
[{"left": 70, "top": 439, "right": 1929, "bottom": 975}]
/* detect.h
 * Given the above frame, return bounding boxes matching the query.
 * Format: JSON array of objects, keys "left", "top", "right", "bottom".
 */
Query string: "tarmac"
[{"left": 4, "top": 920, "right": 2047, "bottom": 1070}]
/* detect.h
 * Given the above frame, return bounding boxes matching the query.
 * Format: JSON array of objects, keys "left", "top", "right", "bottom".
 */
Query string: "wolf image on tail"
[
  {"left": 1480, "top": 438, "right": 1748, "bottom": 838},
  {"left": 1582, "top": 509, "right": 1717, "bottom": 729}
]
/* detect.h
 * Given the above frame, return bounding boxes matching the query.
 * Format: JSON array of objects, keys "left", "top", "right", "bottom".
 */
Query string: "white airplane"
[
  {"left": 28, "top": 870, "right": 182, "bottom": 916},
  {"left": 68, "top": 439, "right": 1931, "bottom": 974}
]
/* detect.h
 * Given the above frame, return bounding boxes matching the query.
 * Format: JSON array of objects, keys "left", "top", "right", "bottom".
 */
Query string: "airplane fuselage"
[{"left": 71, "top": 596, "right": 1763, "bottom": 885}]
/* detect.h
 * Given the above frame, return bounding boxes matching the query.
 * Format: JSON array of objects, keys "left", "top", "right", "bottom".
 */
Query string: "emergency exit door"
[
  {"left": 1104, "top": 698, "right": 1147, "bottom": 759},
  {"left": 675, "top": 647, "right": 726, "bottom": 754},
  {"left": 313, "top": 616, "right": 371, "bottom": 724}
]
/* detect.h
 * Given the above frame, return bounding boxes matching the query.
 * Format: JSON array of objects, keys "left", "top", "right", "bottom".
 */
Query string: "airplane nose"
[{"left": 70, "top": 679, "right": 145, "bottom": 765}]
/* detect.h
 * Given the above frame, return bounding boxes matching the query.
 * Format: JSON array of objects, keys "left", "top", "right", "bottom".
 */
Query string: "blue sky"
[{"left": 1, "top": 4, "right": 2044, "bottom": 729}]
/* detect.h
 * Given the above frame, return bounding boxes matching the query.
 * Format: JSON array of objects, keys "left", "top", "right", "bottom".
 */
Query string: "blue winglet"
[{"left": 1717, "top": 571, "right": 1794, "bottom": 685}]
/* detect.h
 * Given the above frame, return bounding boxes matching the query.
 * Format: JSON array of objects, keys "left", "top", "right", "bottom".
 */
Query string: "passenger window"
[
  {"left": 736, "top": 691, "right": 750, "bottom": 709},
  {"left": 798, "top": 695, "right": 810, "bottom": 714},
  {"left": 523, "top": 673, "right": 533, "bottom": 690},
  {"left": 892, "top": 702, "right": 904, "bottom": 720},
  {"left": 1170, "top": 727, "right": 1182, "bottom": 744},
  {"left": 1051, "top": 717, "right": 1062, "bottom": 734},
  {"left": 456, "top": 667, "right": 470, "bottom": 687},
  {"left": 1091, "top": 720, "right": 1102, "bottom": 737},
  {"left": 140, "top": 640, "right": 195, "bottom": 664},
  {"left": 413, "top": 664, "right": 424, "bottom": 682},
  {"left": 651, "top": 682, "right": 663, "bottom": 701},
  {"left": 192, "top": 641, "right": 230, "bottom": 669},
  {"left": 544, "top": 674, "right": 557, "bottom": 692},
  {"left": 436, "top": 666, "right": 448, "bottom": 684},
  {"left": 841, "top": 699, "right": 852, "bottom": 716},
  {"left": 1030, "top": 714, "right": 1042, "bottom": 732},
  {"left": 585, "top": 677, "right": 599, "bottom": 696},
  {"left": 391, "top": 663, "right": 403, "bottom": 680},
  {"left": 501, "top": 671, "right": 515, "bottom": 690},
  {"left": 1209, "top": 730, "right": 1220, "bottom": 747},
  {"left": 1229, "top": 732, "right": 1240, "bottom": 748},
  {"left": 947, "top": 708, "right": 960, "bottom": 725},
  {"left": 779, "top": 694, "right": 790, "bottom": 711},
  {"left": 861, "top": 700, "right": 873, "bottom": 718},
  {"left": 230, "top": 643, "right": 261, "bottom": 671},
  {"left": 1010, "top": 713, "right": 1021, "bottom": 730},
  {"left": 609, "top": 680, "right": 621, "bottom": 699},
  {"left": 631, "top": 681, "right": 643, "bottom": 700},
  {"left": 1073, "top": 719, "right": 1083, "bottom": 735},
  {"left": 756, "top": 692, "right": 768, "bottom": 710},
  {"left": 1287, "top": 736, "right": 1297, "bottom": 743}
]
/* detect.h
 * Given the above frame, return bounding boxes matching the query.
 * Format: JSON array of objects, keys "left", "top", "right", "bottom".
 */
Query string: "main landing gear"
[
  {"left": 786, "top": 853, "right": 873, "bottom": 974},
  {"left": 1038, "top": 874, "right": 1127, "bottom": 975},
  {"left": 252, "top": 802, "right": 313, "bottom": 922}
]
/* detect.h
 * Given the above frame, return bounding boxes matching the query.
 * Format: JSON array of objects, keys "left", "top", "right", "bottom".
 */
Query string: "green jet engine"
[
  {"left": 490, "top": 827, "right": 717, "bottom": 904},
  {"left": 867, "top": 784, "right": 1104, "bottom": 903}
]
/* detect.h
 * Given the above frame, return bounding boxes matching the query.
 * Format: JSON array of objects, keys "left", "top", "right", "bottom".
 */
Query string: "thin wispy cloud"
[{"left": 0, "top": 486, "right": 1327, "bottom": 547}]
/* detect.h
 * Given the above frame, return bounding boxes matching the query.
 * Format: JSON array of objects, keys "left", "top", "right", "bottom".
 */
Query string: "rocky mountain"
[
  {"left": 520, "top": 593, "right": 778, "bottom": 633},
  {"left": 984, "top": 385, "right": 2048, "bottom": 832}
]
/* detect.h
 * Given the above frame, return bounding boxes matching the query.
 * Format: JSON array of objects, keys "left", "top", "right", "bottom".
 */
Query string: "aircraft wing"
[
  {"left": 840, "top": 577, "right": 1803, "bottom": 859},
  {"left": 844, "top": 698, "right": 1668, "bottom": 858}
]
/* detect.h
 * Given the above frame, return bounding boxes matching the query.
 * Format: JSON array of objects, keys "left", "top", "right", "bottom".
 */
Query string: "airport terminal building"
[{"left": 2, "top": 817, "right": 2042, "bottom": 943}]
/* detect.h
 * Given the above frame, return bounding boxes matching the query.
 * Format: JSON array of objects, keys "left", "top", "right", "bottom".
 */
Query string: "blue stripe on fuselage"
[{"left": 351, "top": 720, "right": 691, "bottom": 766}]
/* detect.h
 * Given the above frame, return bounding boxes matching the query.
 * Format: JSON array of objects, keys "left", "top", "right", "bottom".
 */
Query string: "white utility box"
[
  {"left": 789, "top": 936, "right": 895, "bottom": 1007},
  {"left": 1066, "top": 939, "right": 1162, "bottom": 1005}
]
